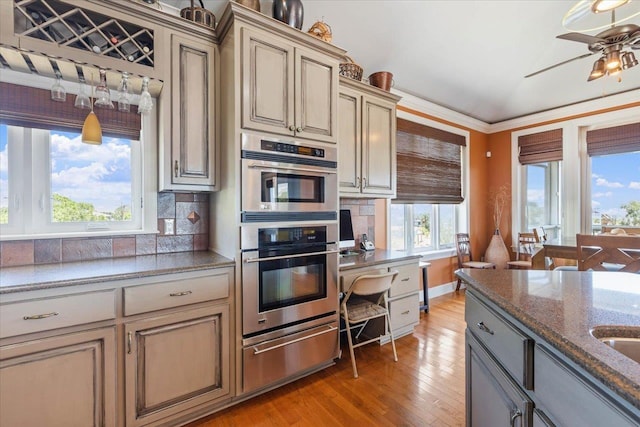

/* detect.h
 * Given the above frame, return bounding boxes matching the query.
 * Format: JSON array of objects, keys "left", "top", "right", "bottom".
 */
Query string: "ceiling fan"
[{"left": 525, "top": 0, "right": 640, "bottom": 81}]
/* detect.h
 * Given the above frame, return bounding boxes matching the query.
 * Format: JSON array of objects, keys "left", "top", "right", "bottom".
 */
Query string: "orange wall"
[
  {"left": 396, "top": 106, "right": 491, "bottom": 288},
  {"left": 395, "top": 100, "right": 640, "bottom": 289},
  {"left": 487, "top": 101, "right": 640, "bottom": 252}
]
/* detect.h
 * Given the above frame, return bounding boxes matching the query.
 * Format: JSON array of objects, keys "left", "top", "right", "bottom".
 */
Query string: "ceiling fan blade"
[
  {"left": 557, "top": 32, "right": 605, "bottom": 44},
  {"left": 525, "top": 52, "right": 595, "bottom": 78}
]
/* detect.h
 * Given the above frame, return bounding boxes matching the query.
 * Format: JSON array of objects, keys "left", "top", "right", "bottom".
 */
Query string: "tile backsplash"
[
  {"left": 0, "top": 192, "right": 209, "bottom": 267},
  {"left": 340, "top": 198, "right": 377, "bottom": 248}
]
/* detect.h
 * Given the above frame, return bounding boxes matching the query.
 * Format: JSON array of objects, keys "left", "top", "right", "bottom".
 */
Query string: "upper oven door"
[{"left": 241, "top": 134, "right": 337, "bottom": 216}]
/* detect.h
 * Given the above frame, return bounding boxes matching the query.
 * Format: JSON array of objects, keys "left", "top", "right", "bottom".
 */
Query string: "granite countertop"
[
  {"left": 338, "top": 249, "right": 422, "bottom": 270},
  {"left": 456, "top": 268, "right": 640, "bottom": 410},
  {"left": 0, "top": 251, "right": 235, "bottom": 294}
]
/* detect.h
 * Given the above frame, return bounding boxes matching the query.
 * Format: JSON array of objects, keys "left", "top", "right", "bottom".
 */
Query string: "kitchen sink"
[{"left": 591, "top": 327, "right": 640, "bottom": 364}]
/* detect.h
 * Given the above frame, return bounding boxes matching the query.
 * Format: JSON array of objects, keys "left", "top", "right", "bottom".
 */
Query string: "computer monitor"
[{"left": 339, "top": 209, "right": 355, "bottom": 251}]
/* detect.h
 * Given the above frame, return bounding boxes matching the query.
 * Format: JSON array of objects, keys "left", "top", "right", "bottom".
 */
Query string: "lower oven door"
[
  {"left": 242, "top": 321, "right": 339, "bottom": 393},
  {"left": 242, "top": 243, "right": 338, "bottom": 336}
]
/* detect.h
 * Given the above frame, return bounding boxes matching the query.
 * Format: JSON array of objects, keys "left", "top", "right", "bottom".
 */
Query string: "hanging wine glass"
[
  {"left": 74, "top": 83, "right": 92, "bottom": 109},
  {"left": 94, "top": 68, "right": 114, "bottom": 109},
  {"left": 117, "top": 71, "right": 131, "bottom": 112},
  {"left": 50, "top": 74, "right": 67, "bottom": 102},
  {"left": 137, "top": 76, "right": 153, "bottom": 114}
]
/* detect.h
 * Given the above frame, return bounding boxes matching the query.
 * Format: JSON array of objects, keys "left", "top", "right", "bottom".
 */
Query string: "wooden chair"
[
  {"left": 507, "top": 232, "right": 537, "bottom": 270},
  {"left": 576, "top": 234, "right": 640, "bottom": 272},
  {"left": 340, "top": 270, "right": 399, "bottom": 378},
  {"left": 455, "top": 233, "right": 495, "bottom": 291}
]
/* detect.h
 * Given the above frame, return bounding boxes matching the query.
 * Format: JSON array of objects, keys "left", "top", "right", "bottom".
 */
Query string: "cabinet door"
[
  {"left": 338, "top": 87, "right": 362, "bottom": 194},
  {"left": 361, "top": 95, "right": 396, "bottom": 196},
  {"left": 170, "top": 33, "right": 217, "bottom": 188},
  {"left": 125, "top": 305, "right": 229, "bottom": 426},
  {"left": 0, "top": 327, "right": 116, "bottom": 427},
  {"left": 241, "top": 27, "right": 295, "bottom": 136},
  {"left": 295, "top": 46, "right": 338, "bottom": 143},
  {"left": 466, "top": 330, "right": 533, "bottom": 427}
]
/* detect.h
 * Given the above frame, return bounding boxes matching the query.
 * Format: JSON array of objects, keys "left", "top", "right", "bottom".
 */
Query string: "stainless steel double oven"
[{"left": 240, "top": 134, "right": 340, "bottom": 393}]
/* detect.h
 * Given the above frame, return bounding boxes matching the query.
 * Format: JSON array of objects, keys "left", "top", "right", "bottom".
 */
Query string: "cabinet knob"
[
  {"left": 127, "top": 331, "right": 133, "bottom": 354},
  {"left": 477, "top": 321, "right": 494, "bottom": 335},
  {"left": 288, "top": 125, "right": 296, "bottom": 132},
  {"left": 356, "top": 177, "right": 361, "bottom": 189},
  {"left": 362, "top": 177, "right": 367, "bottom": 189},
  {"left": 296, "top": 126, "right": 302, "bottom": 133}
]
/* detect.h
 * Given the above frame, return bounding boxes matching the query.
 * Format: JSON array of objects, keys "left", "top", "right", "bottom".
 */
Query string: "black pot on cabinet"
[{"left": 272, "top": 0, "right": 303, "bottom": 30}]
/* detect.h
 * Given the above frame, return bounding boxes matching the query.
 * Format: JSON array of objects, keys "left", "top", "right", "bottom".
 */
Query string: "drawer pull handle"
[
  {"left": 401, "top": 278, "right": 409, "bottom": 282},
  {"left": 401, "top": 310, "right": 410, "bottom": 315},
  {"left": 169, "top": 291, "right": 192, "bottom": 297},
  {"left": 23, "top": 312, "right": 58, "bottom": 320},
  {"left": 174, "top": 160, "right": 179, "bottom": 178},
  {"left": 127, "top": 331, "right": 132, "bottom": 354},
  {"left": 477, "top": 321, "right": 494, "bottom": 335},
  {"left": 510, "top": 409, "right": 522, "bottom": 427}
]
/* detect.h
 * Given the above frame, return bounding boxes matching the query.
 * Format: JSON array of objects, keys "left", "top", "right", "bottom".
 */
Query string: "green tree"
[
  {"left": 112, "top": 204, "right": 132, "bottom": 221},
  {"left": 0, "top": 206, "right": 8, "bottom": 224},
  {"left": 620, "top": 201, "right": 640, "bottom": 226},
  {"left": 52, "top": 193, "right": 96, "bottom": 222}
]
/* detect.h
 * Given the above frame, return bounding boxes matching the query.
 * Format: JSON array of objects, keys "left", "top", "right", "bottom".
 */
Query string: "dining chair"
[
  {"left": 576, "top": 234, "right": 640, "bottom": 273},
  {"left": 455, "top": 233, "right": 495, "bottom": 291},
  {"left": 507, "top": 232, "right": 538, "bottom": 270},
  {"left": 340, "top": 270, "right": 399, "bottom": 378}
]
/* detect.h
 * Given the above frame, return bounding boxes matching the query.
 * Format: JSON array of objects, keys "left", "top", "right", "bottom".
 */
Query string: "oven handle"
[
  {"left": 253, "top": 325, "right": 338, "bottom": 355},
  {"left": 248, "top": 162, "right": 337, "bottom": 175},
  {"left": 245, "top": 249, "right": 339, "bottom": 263}
]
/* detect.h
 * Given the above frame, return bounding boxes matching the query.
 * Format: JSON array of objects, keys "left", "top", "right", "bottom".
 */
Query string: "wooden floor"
[{"left": 188, "top": 292, "right": 467, "bottom": 427}]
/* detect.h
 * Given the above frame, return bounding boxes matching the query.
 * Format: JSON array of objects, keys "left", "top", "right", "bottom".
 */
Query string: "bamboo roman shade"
[
  {"left": 586, "top": 122, "right": 640, "bottom": 157},
  {"left": 0, "top": 82, "right": 141, "bottom": 140},
  {"left": 518, "top": 128, "right": 563, "bottom": 165},
  {"left": 395, "top": 118, "right": 466, "bottom": 204}
]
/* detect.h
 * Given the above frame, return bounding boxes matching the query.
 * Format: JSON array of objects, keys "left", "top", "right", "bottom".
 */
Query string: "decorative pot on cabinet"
[{"left": 272, "top": 0, "right": 304, "bottom": 29}]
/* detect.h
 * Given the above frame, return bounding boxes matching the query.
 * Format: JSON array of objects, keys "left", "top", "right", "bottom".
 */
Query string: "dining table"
[{"left": 531, "top": 236, "right": 578, "bottom": 270}]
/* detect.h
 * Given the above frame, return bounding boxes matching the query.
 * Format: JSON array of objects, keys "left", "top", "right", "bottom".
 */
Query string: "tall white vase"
[{"left": 485, "top": 231, "right": 510, "bottom": 269}]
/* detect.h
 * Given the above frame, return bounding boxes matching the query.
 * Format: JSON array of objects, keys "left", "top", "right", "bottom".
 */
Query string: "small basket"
[{"left": 339, "top": 56, "right": 363, "bottom": 81}]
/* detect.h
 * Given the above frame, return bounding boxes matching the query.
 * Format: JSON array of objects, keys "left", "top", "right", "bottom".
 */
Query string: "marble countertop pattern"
[
  {"left": 0, "top": 251, "right": 235, "bottom": 294},
  {"left": 338, "top": 249, "right": 422, "bottom": 270},
  {"left": 456, "top": 268, "right": 640, "bottom": 411}
]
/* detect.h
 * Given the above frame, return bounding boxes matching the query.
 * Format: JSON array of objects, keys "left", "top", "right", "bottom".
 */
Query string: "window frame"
[{"left": 0, "top": 70, "right": 157, "bottom": 240}]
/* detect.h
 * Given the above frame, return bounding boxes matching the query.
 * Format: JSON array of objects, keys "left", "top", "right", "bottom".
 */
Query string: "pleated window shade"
[
  {"left": 586, "top": 122, "right": 640, "bottom": 157},
  {"left": 0, "top": 82, "right": 141, "bottom": 140},
  {"left": 517, "top": 128, "right": 563, "bottom": 165},
  {"left": 394, "top": 118, "right": 466, "bottom": 204}
]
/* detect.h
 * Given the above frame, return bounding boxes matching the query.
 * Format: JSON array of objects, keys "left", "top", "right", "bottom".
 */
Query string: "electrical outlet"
[{"left": 164, "top": 218, "right": 175, "bottom": 235}]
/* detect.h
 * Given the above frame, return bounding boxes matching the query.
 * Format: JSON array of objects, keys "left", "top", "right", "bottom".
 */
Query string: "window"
[
  {"left": 0, "top": 79, "right": 157, "bottom": 238},
  {"left": 390, "top": 204, "right": 457, "bottom": 252},
  {"left": 514, "top": 128, "right": 563, "bottom": 240},
  {"left": 586, "top": 122, "right": 640, "bottom": 232},
  {"left": 390, "top": 117, "right": 467, "bottom": 255}
]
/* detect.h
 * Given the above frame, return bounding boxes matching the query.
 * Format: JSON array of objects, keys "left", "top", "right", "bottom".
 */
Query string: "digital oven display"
[{"left": 261, "top": 140, "right": 325, "bottom": 158}]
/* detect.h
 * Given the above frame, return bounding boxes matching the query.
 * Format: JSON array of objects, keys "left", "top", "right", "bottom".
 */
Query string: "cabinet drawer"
[
  {"left": 124, "top": 272, "right": 229, "bottom": 316},
  {"left": 535, "top": 344, "right": 639, "bottom": 427},
  {"left": 465, "top": 291, "right": 533, "bottom": 389},
  {"left": 389, "top": 263, "right": 419, "bottom": 297},
  {"left": 0, "top": 290, "right": 116, "bottom": 338},
  {"left": 389, "top": 294, "right": 419, "bottom": 331}
]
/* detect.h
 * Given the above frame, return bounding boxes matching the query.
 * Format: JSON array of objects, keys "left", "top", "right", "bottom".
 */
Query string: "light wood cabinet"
[
  {"left": 240, "top": 26, "right": 338, "bottom": 143},
  {"left": 159, "top": 31, "right": 218, "bottom": 191},
  {"left": 0, "top": 327, "right": 116, "bottom": 427},
  {"left": 338, "top": 77, "right": 401, "bottom": 197},
  {"left": 340, "top": 258, "right": 420, "bottom": 341},
  {"left": 124, "top": 305, "right": 230, "bottom": 426}
]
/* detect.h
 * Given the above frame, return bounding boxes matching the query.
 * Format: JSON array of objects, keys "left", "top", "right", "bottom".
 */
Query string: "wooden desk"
[{"left": 531, "top": 237, "right": 577, "bottom": 270}]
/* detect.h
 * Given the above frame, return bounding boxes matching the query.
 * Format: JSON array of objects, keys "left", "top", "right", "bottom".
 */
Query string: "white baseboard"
[{"left": 419, "top": 281, "right": 464, "bottom": 304}]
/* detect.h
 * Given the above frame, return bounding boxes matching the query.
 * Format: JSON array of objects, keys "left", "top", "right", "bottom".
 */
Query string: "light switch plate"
[{"left": 164, "top": 218, "right": 175, "bottom": 235}]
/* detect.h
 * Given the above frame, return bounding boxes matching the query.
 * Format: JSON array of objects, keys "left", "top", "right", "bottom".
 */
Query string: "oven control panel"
[{"left": 261, "top": 140, "right": 325, "bottom": 158}]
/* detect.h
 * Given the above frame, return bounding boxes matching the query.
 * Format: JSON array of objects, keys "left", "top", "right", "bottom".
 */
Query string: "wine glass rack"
[{"left": 13, "top": 0, "right": 155, "bottom": 68}]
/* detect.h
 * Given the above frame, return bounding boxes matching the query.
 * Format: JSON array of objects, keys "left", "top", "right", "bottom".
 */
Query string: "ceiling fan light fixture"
[
  {"left": 605, "top": 50, "right": 621, "bottom": 69},
  {"left": 608, "top": 65, "right": 623, "bottom": 76},
  {"left": 591, "top": 0, "right": 630, "bottom": 13},
  {"left": 621, "top": 51, "right": 639, "bottom": 69},
  {"left": 588, "top": 58, "right": 607, "bottom": 80}
]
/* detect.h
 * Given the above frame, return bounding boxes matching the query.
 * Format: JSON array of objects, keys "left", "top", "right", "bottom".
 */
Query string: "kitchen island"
[{"left": 456, "top": 268, "right": 640, "bottom": 426}]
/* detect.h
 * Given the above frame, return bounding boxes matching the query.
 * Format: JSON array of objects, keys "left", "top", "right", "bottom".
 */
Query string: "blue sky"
[
  {"left": 0, "top": 125, "right": 132, "bottom": 213},
  {"left": 591, "top": 152, "right": 640, "bottom": 221}
]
